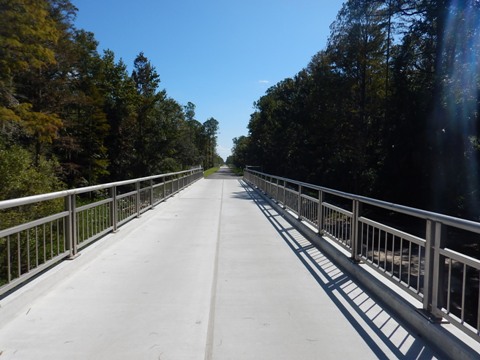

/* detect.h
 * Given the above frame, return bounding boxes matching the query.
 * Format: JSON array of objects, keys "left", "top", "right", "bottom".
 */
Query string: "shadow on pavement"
[{"left": 237, "top": 179, "right": 441, "bottom": 360}]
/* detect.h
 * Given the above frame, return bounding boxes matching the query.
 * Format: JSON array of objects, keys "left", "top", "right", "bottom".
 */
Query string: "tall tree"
[
  {"left": 327, "top": 0, "right": 389, "bottom": 194},
  {"left": 100, "top": 50, "right": 138, "bottom": 180},
  {"left": 202, "top": 117, "right": 219, "bottom": 169},
  {"left": 53, "top": 30, "right": 110, "bottom": 186},
  {"left": 0, "top": 0, "right": 64, "bottom": 161},
  {"left": 131, "top": 52, "right": 165, "bottom": 177}
]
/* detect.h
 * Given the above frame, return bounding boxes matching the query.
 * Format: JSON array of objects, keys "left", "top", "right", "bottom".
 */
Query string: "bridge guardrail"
[
  {"left": 0, "top": 167, "right": 203, "bottom": 296},
  {"left": 244, "top": 168, "right": 480, "bottom": 343}
]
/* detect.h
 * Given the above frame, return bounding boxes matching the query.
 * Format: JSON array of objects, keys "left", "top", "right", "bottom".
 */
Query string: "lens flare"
[{"left": 432, "top": 0, "right": 480, "bottom": 218}]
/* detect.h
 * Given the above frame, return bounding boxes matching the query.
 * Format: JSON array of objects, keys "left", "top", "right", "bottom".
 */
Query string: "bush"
[{"left": 0, "top": 145, "right": 64, "bottom": 229}]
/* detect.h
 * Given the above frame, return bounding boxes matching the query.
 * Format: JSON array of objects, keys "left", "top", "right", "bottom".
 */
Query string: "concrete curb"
[{"left": 248, "top": 183, "right": 480, "bottom": 360}]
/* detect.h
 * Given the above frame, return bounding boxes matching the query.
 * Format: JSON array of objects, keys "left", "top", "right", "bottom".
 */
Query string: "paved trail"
[{"left": 0, "top": 176, "right": 440, "bottom": 359}]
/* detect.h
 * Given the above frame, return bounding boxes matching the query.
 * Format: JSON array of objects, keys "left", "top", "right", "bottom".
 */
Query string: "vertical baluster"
[
  {"left": 477, "top": 270, "right": 480, "bottom": 333},
  {"left": 136, "top": 181, "right": 141, "bottom": 218},
  {"left": 366, "top": 224, "right": 371, "bottom": 262},
  {"left": 42, "top": 223, "right": 47, "bottom": 259},
  {"left": 339, "top": 213, "right": 343, "bottom": 242},
  {"left": 17, "top": 233, "right": 21, "bottom": 277},
  {"left": 150, "top": 179, "right": 154, "bottom": 207},
  {"left": 317, "top": 192, "right": 322, "bottom": 234},
  {"left": 92, "top": 206, "right": 95, "bottom": 236},
  {"left": 57, "top": 219, "right": 60, "bottom": 254},
  {"left": 361, "top": 222, "right": 365, "bottom": 257},
  {"left": 391, "top": 235, "right": 395, "bottom": 276},
  {"left": 399, "top": 237, "right": 403, "bottom": 283},
  {"left": 447, "top": 258, "right": 452, "bottom": 314},
  {"left": 384, "top": 231, "right": 388, "bottom": 271},
  {"left": 81, "top": 210, "right": 85, "bottom": 242},
  {"left": 461, "top": 264, "right": 467, "bottom": 323},
  {"left": 7, "top": 235, "right": 11, "bottom": 282},
  {"left": 50, "top": 221, "right": 54, "bottom": 259},
  {"left": 27, "top": 230, "right": 31, "bottom": 271},
  {"left": 377, "top": 229, "right": 381, "bottom": 267},
  {"left": 35, "top": 226, "right": 39, "bottom": 267},
  {"left": 80, "top": 211, "right": 84, "bottom": 243},
  {"left": 407, "top": 242, "right": 412, "bottom": 287},
  {"left": 326, "top": 208, "right": 330, "bottom": 235},
  {"left": 417, "top": 244, "right": 421, "bottom": 292}
]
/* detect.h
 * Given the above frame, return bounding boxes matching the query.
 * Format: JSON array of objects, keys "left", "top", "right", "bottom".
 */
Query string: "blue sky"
[{"left": 71, "top": 0, "right": 345, "bottom": 159}]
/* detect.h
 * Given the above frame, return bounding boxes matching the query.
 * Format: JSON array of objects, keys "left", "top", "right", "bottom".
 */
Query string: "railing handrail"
[
  {"left": 245, "top": 168, "right": 480, "bottom": 234},
  {"left": 0, "top": 167, "right": 204, "bottom": 296},
  {"left": 244, "top": 168, "right": 480, "bottom": 344},
  {"left": 0, "top": 167, "right": 203, "bottom": 210}
]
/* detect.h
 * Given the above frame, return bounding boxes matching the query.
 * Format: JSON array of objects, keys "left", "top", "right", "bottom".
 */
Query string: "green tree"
[
  {"left": 100, "top": 50, "right": 138, "bottom": 180},
  {"left": 131, "top": 52, "right": 166, "bottom": 177},
  {"left": 0, "top": 0, "right": 65, "bottom": 162},
  {"left": 327, "top": 0, "right": 389, "bottom": 194},
  {"left": 0, "top": 0, "right": 60, "bottom": 100},
  {"left": 202, "top": 117, "right": 219, "bottom": 169},
  {"left": 231, "top": 135, "right": 251, "bottom": 169},
  {"left": 54, "top": 30, "right": 110, "bottom": 187}
]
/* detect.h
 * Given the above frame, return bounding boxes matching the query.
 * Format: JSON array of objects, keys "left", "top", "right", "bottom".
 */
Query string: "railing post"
[
  {"left": 424, "top": 220, "right": 446, "bottom": 318},
  {"left": 64, "top": 195, "right": 72, "bottom": 257},
  {"left": 317, "top": 190, "right": 324, "bottom": 234},
  {"left": 351, "top": 199, "right": 361, "bottom": 261},
  {"left": 111, "top": 186, "right": 118, "bottom": 232},
  {"left": 65, "top": 193, "right": 78, "bottom": 258}
]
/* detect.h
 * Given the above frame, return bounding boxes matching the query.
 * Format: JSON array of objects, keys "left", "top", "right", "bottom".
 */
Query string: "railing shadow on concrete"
[
  {"left": 238, "top": 179, "right": 440, "bottom": 360},
  {"left": 243, "top": 168, "right": 480, "bottom": 353}
]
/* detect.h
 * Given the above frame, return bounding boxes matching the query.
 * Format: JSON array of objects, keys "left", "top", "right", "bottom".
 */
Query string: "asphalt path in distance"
[{"left": 206, "top": 166, "right": 241, "bottom": 180}]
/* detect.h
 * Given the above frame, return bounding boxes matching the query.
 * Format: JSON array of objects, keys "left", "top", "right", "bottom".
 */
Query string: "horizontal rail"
[
  {"left": 0, "top": 167, "right": 203, "bottom": 296},
  {"left": 244, "top": 168, "right": 480, "bottom": 342},
  {"left": 0, "top": 169, "right": 200, "bottom": 210}
]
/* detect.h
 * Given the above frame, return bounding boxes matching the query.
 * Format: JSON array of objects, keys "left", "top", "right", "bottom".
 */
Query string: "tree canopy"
[
  {"left": 231, "top": 0, "right": 480, "bottom": 220},
  {"left": 0, "top": 0, "right": 221, "bottom": 198}
]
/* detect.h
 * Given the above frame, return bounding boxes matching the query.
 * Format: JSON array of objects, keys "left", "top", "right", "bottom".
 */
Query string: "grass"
[
  {"left": 229, "top": 166, "right": 243, "bottom": 176},
  {"left": 203, "top": 167, "right": 220, "bottom": 177}
]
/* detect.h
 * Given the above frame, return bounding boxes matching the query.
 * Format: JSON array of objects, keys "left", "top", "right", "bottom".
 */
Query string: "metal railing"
[
  {"left": 244, "top": 168, "right": 480, "bottom": 342},
  {"left": 0, "top": 167, "right": 203, "bottom": 296}
]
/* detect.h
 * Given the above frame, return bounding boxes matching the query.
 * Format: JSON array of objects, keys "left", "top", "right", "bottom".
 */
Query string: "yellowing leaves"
[
  {"left": 0, "top": 0, "right": 60, "bottom": 77},
  {"left": 0, "top": 103, "right": 63, "bottom": 144},
  {"left": 16, "top": 103, "right": 63, "bottom": 143}
]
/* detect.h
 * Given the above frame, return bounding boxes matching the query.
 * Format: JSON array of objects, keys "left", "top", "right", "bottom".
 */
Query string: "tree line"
[
  {"left": 0, "top": 0, "right": 221, "bottom": 201},
  {"left": 228, "top": 0, "right": 480, "bottom": 220}
]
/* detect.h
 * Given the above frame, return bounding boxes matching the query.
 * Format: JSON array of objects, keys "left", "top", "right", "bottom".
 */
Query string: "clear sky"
[{"left": 71, "top": 0, "right": 345, "bottom": 160}]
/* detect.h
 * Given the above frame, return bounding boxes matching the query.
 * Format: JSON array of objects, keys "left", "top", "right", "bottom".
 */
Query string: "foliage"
[
  {"left": 0, "top": 145, "right": 64, "bottom": 229},
  {"left": 204, "top": 167, "right": 220, "bottom": 178},
  {"left": 0, "top": 0, "right": 220, "bottom": 202},
  {"left": 232, "top": 0, "right": 480, "bottom": 220}
]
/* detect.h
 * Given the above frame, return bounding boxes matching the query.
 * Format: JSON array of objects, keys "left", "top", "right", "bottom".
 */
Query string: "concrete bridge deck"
[{"left": 0, "top": 169, "right": 441, "bottom": 359}]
